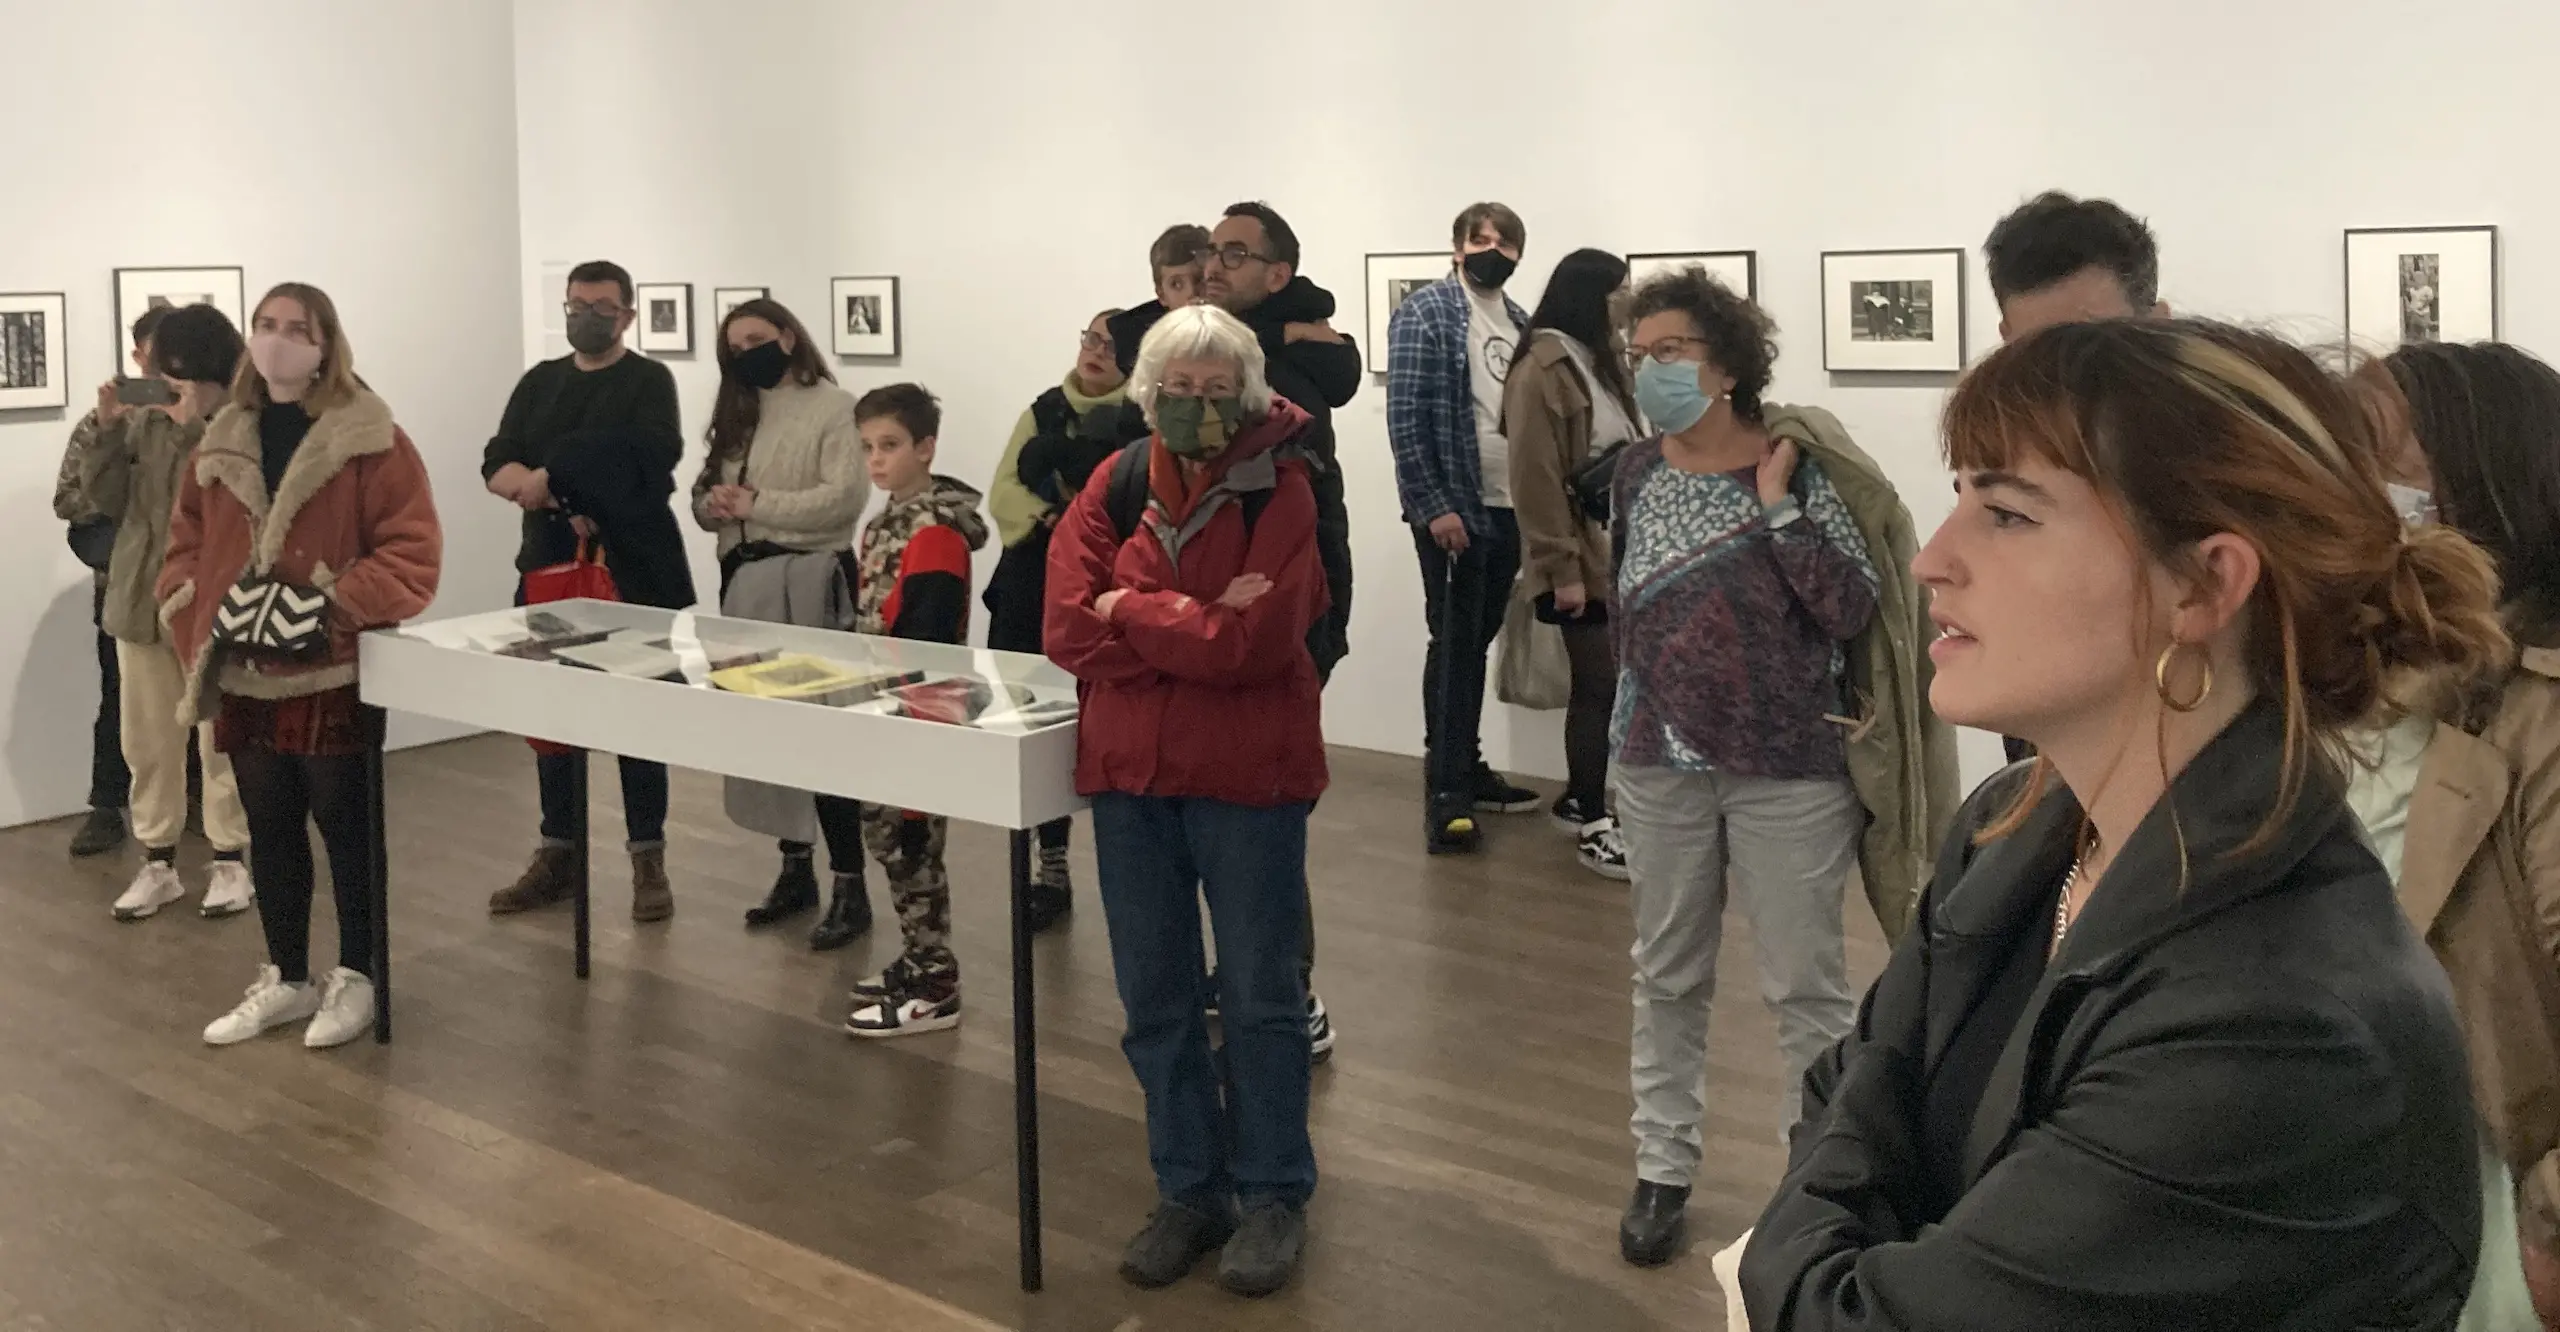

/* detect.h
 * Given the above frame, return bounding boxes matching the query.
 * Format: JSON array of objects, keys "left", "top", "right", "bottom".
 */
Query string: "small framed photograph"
[
  {"left": 712, "top": 287, "right": 769, "bottom": 326},
  {"left": 2345, "top": 225, "right": 2497, "bottom": 349},
  {"left": 830, "top": 276, "right": 900, "bottom": 358},
  {"left": 1628, "top": 251, "right": 1758, "bottom": 302},
  {"left": 112, "top": 266, "right": 246, "bottom": 360},
  {"left": 1820, "top": 248, "right": 1967, "bottom": 374},
  {"left": 634, "top": 282, "right": 694, "bottom": 354},
  {"left": 1364, "top": 252, "right": 1452, "bottom": 375},
  {"left": 0, "top": 292, "right": 69, "bottom": 411}
]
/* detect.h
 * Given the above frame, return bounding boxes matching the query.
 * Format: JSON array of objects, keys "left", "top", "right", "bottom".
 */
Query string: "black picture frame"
[
  {"left": 110, "top": 266, "right": 246, "bottom": 362},
  {"left": 830, "top": 276, "right": 901, "bottom": 359},
  {"left": 2342, "top": 224, "right": 2499, "bottom": 349},
  {"left": 1818, "top": 247, "right": 1967, "bottom": 374}
]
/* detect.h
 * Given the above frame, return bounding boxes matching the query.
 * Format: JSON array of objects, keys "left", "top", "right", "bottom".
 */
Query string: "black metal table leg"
[
  {"left": 1010, "top": 827, "right": 1043, "bottom": 1292},
  {"left": 368, "top": 741, "right": 392, "bottom": 1044},
  {"left": 571, "top": 752, "right": 591, "bottom": 980}
]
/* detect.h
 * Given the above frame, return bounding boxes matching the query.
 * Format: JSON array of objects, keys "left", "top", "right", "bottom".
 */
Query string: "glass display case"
[{"left": 394, "top": 599, "right": 1081, "bottom": 735}]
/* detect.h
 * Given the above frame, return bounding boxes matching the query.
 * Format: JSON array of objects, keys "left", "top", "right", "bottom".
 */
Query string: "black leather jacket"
[{"left": 1743, "top": 701, "right": 2481, "bottom": 1331}]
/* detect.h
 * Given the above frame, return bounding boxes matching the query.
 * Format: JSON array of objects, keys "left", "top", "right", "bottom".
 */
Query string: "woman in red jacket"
[
  {"left": 1045, "top": 304, "right": 1328, "bottom": 1300},
  {"left": 159, "top": 282, "right": 442, "bottom": 1053}
]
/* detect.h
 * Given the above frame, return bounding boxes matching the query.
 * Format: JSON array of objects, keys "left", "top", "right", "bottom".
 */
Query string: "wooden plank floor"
[{"left": 0, "top": 736, "right": 1887, "bottom": 1331}]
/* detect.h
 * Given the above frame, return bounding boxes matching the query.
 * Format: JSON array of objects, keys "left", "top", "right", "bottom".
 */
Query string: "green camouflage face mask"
[{"left": 1154, "top": 393, "right": 1243, "bottom": 460}]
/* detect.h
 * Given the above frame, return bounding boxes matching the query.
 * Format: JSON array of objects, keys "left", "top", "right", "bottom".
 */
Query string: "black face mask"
[
  {"left": 728, "top": 339, "right": 791, "bottom": 391},
  {"left": 1463, "top": 248, "right": 1518, "bottom": 290}
]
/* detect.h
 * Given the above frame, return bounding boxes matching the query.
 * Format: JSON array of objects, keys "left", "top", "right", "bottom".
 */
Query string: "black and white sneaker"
[
  {"left": 1578, "top": 818, "right": 1632, "bottom": 882},
  {"left": 1308, "top": 991, "right": 1335, "bottom": 1064},
  {"left": 845, "top": 976, "right": 960, "bottom": 1039},
  {"left": 1470, "top": 766, "right": 1542, "bottom": 814},
  {"left": 1551, "top": 793, "right": 1601, "bottom": 833}
]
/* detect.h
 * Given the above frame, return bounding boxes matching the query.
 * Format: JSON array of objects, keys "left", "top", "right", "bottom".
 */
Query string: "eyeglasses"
[
  {"left": 1156, "top": 380, "right": 1238, "bottom": 398},
  {"left": 1198, "top": 244, "right": 1276, "bottom": 271},
  {"left": 1622, "top": 336, "right": 1714, "bottom": 371},
  {"left": 1079, "top": 331, "right": 1113, "bottom": 354},
  {"left": 563, "top": 300, "right": 627, "bottom": 320}
]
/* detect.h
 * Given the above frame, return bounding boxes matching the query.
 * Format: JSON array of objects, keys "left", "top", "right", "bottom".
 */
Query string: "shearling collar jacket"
[{"left": 155, "top": 389, "right": 442, "bottom": 724}]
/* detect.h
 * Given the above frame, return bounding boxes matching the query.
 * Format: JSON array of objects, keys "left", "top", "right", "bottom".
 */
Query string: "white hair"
[{"left": 1128, "top": 303, "right": 1275, "bottom": 428}]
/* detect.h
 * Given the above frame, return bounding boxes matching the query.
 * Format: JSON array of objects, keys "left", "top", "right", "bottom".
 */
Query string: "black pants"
[
  {"left": 537, "top": 751, "right": 668, "bottom": 847},
  {"left": 788, "top": 795, "right": 869, "bottom": 874},
  {"left": 233, "top": 747, "right": 374, "bottom": 985},
  {"left": 1560, "top": 614, "right": 1617, "bottom": 815},
  {"left": 1414, "top": 510, "right": 1521, "bottom": 802},
  {"left": 89, "top": 581, "right": 130, "bottom": 810}
]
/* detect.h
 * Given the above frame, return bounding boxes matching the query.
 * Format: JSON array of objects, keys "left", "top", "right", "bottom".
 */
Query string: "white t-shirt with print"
[{"left": 1466, "top": 283, "right": 1521, "bottom": 509}]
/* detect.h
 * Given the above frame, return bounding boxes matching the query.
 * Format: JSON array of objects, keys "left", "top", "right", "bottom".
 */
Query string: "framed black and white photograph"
[
  {"left": 634, "top": 282, "right": 694, "bottom": 354},
  {"left": 112, "top": 267, "right": 245, "bottom": 361},
  {"left": 1628, "top": 251, "right": 1758, "bottom": 302},
  {"left": 830, "top": 276, "right": 900, "bottom": 358},
  {"left": 2345, "top": 226, "right": 2497, "bottom": 349},
  {"left": 713, "top": 286, "right": 768, "bottom": 326},
  {"left": 1820, "top": 249, "right": 1967, "bottom": 373},
  {"left": 0, "top": 292, "right": 69, "bottom": 411},
  {"left": 1365, "top": 251, "right": 1452, "bottom": 375}
]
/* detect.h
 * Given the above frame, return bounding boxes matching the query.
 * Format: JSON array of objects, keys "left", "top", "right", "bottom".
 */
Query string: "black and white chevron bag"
[{"left": 210, "top": 576, "right": 331, "bottom": 658}]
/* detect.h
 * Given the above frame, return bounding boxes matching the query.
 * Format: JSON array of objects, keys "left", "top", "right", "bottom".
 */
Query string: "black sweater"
[{"left": 481, "top": 352, "right": 683, "bottom": 576}]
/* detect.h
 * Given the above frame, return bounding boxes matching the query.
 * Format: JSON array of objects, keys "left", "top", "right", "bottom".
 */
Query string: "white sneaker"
[
  {"left": 113, "top": 860, "right": 185, "bottom": 921},
  {"left": 303, "top": 967, "right": 376, "bottom": 1049},
  {"left": 1578, "top": 818, "right": 1632, "bottom": 882},
  {"left": 200, "top": 859, "right": 254, "bottom": 918},
  {"left": 203, "top": 965, "right": 320, "bottom": 1046}
]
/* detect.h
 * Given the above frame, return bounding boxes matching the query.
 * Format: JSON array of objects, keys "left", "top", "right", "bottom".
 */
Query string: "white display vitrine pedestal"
[{"left": 360, "top": 600, "right": 1083, "bottom": 1291}]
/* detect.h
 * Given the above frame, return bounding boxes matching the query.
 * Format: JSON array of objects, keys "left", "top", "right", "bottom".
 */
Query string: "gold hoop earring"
[{"left": 2155, "top": 643, "right": 2213, "bottom": 713}]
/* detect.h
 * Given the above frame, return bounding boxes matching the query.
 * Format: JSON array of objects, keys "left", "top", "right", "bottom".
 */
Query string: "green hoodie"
[
  {"left": 1764, "top": 402, "right": 1961, "bottom": 943},
  {"left": 988, "top": 373, "right": 1128, "bottom": 547}
]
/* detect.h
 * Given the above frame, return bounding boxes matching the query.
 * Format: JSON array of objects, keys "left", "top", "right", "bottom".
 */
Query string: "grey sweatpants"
[{"left": 1616, "top": 764, "right": 1861, "bottom": 1188}]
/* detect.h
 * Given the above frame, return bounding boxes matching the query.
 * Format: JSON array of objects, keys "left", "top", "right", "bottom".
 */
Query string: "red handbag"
[{"left": 522, "top": 541, "right": 619, "bottom": 756}]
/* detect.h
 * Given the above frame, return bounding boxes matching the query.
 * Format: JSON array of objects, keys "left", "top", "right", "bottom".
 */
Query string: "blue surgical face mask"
[{"left": 1634, "top": 358, "right": 1715, "bottom": 434}]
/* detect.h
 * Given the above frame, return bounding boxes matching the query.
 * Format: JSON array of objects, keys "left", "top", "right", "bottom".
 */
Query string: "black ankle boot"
[
  {"left": 1619, "top": 1180, "right": 1690, "bottom": 1268},
  {"left": 745, "top": 856, "right": 820, "bottom": 927},
  {"left": 809, "top": 872, "right": 873, "bottom": 951}
]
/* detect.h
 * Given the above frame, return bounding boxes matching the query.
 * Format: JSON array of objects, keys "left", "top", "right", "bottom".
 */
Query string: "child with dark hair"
[{"left": 842, "top": 383, "right": 990, "bottom": 1038}]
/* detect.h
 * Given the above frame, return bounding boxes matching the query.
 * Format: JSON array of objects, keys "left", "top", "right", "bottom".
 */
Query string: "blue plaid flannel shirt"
[{"left": 1387, "top": 274, "right": 1531, "bottom": 537}]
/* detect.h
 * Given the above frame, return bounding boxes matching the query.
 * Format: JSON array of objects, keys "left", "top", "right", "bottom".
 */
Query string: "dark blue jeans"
[{"left": 1092, "top": 792, "right": 1316, "bottom": 1212}]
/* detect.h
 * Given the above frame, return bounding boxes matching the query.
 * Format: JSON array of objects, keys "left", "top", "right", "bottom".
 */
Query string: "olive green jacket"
[
  {"left": 1765, "top": 403, "right": 1960, "bottom": 942},
  {"left": 78, "top": 408, "right": 202, "bottom": 646}
]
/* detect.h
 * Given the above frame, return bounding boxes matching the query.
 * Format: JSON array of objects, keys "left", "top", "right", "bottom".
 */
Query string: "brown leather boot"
[
  {"left": 630, "top": 847, "right": 673, "bottom": 923},
  {"left": 490, "top": 846, "right": 574, "bottom": 915}
]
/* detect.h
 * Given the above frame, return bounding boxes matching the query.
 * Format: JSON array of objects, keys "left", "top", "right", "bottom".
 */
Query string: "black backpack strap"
[
  {"left": 1103, "top": 440, "right": 1152, "bottom": 541},
  {"left": 1239, "top": 487, "right": 1273, "bottom": 537}
]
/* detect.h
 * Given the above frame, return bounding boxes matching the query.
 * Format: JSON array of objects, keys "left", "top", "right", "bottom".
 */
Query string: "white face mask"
[{"left": 2386, "top": 482, "right": 2436, "bottom": 527}]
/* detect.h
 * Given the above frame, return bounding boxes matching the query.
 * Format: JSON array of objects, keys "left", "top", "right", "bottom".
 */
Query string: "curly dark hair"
[
  {"left": 1983, "top": 191, "right": 2160, "bottom": 311},
  {"left": 1625, "top": 266, "right": 1778, "bottom": 424}
]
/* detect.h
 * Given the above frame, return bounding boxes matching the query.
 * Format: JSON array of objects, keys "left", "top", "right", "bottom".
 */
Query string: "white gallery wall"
[
  {"left": 0, "top": 0, "right": 528, "bottom": 827},
  {"left": 7, "top": 0, "right": 2551, "bottom": 830},
  {"left": 510, "top": 0, "right": 2560, "bottom": 791}
]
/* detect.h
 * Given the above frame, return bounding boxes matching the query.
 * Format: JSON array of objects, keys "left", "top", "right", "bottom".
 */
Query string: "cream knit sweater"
[{"left": 692, "top": 379, "right": 871, "bottom": 557}]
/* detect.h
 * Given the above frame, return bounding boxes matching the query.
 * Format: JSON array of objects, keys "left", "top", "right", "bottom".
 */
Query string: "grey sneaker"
[
  {"left": 1217, "top": 1201, "right": 1306, "bottom": 1298},
  {"left": 1119, "top": 1202, "right": 1236, "bottom": 1289}
]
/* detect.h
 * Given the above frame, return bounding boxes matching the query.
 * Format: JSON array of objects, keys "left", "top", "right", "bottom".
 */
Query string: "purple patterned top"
[{"left": 1609, "top": 439, "right": 1879, "bottom": 779}]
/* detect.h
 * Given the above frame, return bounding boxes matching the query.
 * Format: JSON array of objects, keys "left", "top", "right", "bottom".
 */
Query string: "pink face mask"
[{"left": 249, "top": 331, "right": 323, "bottom": 389}]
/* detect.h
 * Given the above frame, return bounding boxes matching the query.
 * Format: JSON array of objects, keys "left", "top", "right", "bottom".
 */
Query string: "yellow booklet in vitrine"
[{"left": 707, "top": 655, "right": 919, "bottom": 707}]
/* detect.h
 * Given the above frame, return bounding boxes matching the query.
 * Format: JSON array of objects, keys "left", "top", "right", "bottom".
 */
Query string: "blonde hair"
[
  {"left": 231, "top": 282, "right": 364, "bottom": 414},
  {"left": 1128, "top": 304, "right": 1275, "bottom": 427}
]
